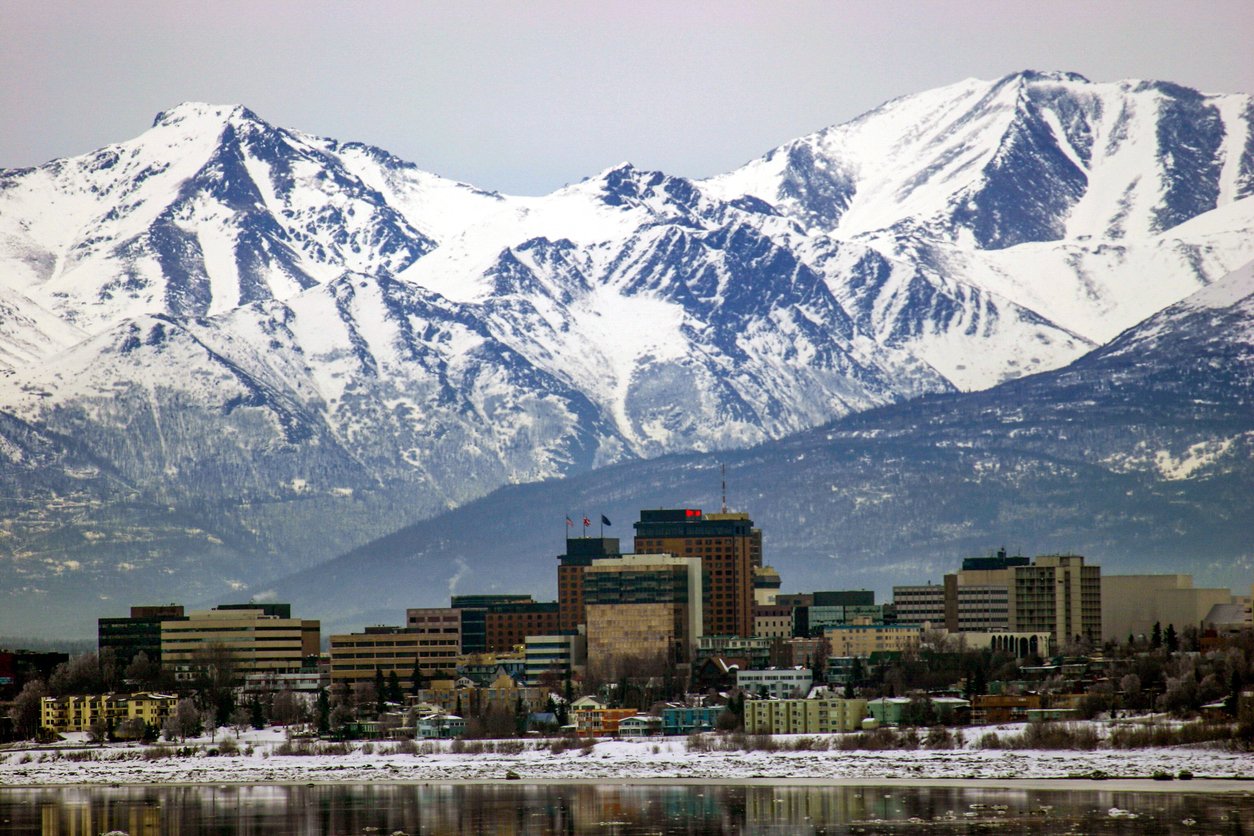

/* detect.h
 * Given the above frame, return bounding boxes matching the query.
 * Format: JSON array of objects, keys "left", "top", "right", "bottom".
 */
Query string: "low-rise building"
[
  {"left": 570, "top": 706, "right": 637, "bottom": 737},
  {"left": 40, "top": 692, "right": 178, "bottom": 734},
  {"left": 735, "top": 667, "right": 813, "bottom": 699},
  {"left": 743, "top": 696, "right": 867, "bottom": 734},
  {"left": 661, "top": 705, "right": 724, "bottom": 736},
  {"left": 823, "top": 622, "right": 920, "bottom": 657},
  {"left": 41, "top": 694, "right": 122, "bottom": 733},
  {"left": 866, "top": 695, "right": 971, "bottom": 726},
  {"left": 695, "top": 636, "right": 772, "bottom": 670},
  {"left": 125, "top": 692, "right": 178, "bottom": 729},
  {"left": 970, "top": 694, "right": 1041, "bottom": 725},
  {"left": 416, "top": 713, "right": 465, "bottom": 739},
  {"left": 523, "top": 634, "right": 586, "bottom": 687},
  {"left": 618, "top": 714, "right": 663, "bottom": 737},
  {"left": 242, "top": 670, "right": 328, "bottom": 697},
  {"left": 417, "top": 672, "right": 542, "bottom": 719}
]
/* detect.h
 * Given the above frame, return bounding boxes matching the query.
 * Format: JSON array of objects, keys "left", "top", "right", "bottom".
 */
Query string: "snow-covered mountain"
[
  {"left": 1, "top": 71, "right": 1252, "bottom": 635},
  {"left": 707, "top": 71, "right": 1254, "bottom": 386}
]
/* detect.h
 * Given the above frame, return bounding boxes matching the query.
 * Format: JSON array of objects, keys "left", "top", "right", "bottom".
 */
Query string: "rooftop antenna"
[{"left": 721, "top": 462, "right": 727, "bottom": 513}]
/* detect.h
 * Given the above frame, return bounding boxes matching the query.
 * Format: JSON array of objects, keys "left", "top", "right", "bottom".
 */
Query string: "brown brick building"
[
  {"left": 557, "top": 537, "right": 620, "bottom": 632},
  {"left": 633, "top": 509, "right": 763, "bottom": 638}
]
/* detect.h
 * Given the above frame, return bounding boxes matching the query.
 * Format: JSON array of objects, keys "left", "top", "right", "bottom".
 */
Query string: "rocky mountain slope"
[
  {"left": 1, "top": 72, "right": 1251, "bottom": 635},
  {"left": 273, "top": 262, "right": 1254, "bottom": 632}
]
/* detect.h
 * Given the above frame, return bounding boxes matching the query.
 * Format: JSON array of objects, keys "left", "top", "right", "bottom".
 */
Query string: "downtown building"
[
  {"left": 632, "top": 508, "right": 765, "bottom": 638},
  {"left": 583, "top": 553, "right": 703, "bottom": 681},
  {"left": 98, "top": 604, "right": 187, "bottom": 667},
  {"left": 557, "top": 536, "right": 621, "bottom": 632},
  {"left": 160, "top": 604, "right": 319, "bottom": 682},
  {"left": 893, "top": 551, "right": 1102, "bottom": 644}
]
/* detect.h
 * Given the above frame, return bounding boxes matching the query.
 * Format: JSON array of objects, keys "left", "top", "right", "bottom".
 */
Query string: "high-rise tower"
[{"left": 632, "top": 509, "right": 762, "bottom": 638}]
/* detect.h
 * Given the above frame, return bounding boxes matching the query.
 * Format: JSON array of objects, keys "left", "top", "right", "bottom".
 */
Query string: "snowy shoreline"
[{"left": 2, "top": 729, "right": 1251, "bottom": 790}]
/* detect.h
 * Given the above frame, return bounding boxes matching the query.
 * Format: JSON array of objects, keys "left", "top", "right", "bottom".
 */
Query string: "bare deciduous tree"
[{"left": 9, "top": 679, "right": 47, "bottom": 740}]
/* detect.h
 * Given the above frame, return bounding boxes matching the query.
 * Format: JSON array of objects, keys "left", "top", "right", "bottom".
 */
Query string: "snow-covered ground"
[{"left": 1, "top": 724, "right": 1249, "bottom": 787}]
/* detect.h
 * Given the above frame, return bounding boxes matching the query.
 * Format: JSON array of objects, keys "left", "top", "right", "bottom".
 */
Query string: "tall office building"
[
  {"left": 449, "top": 594, "right": 535, "bottom": 654},
  {"left": 1011, "top": 555, "right": 1101, "bottom": 644},
  {"left": 557, "top": 537, "right": 620, "bottom": 632},
  {"left": 633, "top": 508, "right": 763, "bottom": 638},
  {"left": 99, "top": 604, "right": 186, "bottom": 666},
  {"left": 583, "top": 554, "right": 703, "bottom": 678}
]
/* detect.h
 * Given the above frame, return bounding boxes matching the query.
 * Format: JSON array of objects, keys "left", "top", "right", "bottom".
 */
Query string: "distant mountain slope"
[
  {"left": 2, "top": 72, "right": 1252, "bottom": 636},
  {"left": 272, "top": 262, "right": 1254, "bottom": 633},
  {"left": 708, "top": 71, "right": 1254, "bottom": 386}
]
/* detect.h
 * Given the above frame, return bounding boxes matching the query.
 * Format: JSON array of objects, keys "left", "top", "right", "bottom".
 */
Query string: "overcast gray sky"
[{"left": 4, "top": 0, "right": 1251, "bottom": 195}]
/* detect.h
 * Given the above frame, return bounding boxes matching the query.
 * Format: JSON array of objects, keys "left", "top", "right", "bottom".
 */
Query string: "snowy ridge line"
[{"left": 1, "top": 71, "right": 1253, "bottom": 636}]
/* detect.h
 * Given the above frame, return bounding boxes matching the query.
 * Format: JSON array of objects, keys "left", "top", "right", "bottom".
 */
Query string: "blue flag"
[{"left": 601, "top": 514, "right": 612, "bottom": 526}]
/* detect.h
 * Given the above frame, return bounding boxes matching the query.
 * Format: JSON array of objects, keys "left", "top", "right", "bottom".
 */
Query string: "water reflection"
[{"left": 2, "top": 783, "right": 1252, "bottom": 835}]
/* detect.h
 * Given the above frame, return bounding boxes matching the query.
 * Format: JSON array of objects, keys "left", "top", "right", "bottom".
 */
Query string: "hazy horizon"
[{"left": 4, "top": 1, "right": 1252, "bottom": 194}]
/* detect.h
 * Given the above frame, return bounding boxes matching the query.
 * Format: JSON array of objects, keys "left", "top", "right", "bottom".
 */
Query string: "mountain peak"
[
  {"left": 151, "top": 102, "right": 260, "bottom": 130},
  {"left": 1006, "top": 69, "right": 1091, "bottom": 86}
]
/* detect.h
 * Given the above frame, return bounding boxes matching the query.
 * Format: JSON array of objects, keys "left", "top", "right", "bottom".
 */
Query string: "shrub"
[
  {"left": 976, "top": 732, "right": 1002, "bottom": 750},
  {"left": 924, "top": 726, "right": 954, "bottom": 749},
  {"left": 1010, "top": 722, "right": 1099, "bottom": 751}
]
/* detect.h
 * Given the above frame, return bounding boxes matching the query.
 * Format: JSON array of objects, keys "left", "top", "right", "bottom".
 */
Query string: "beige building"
[
  {"left": 939, "top": 630, "right": 1053, "bottom": 657},
  {"left": 744, "top": 697, "right": 868, "bottom": 734},
  {"left": 1102, "top": 575, "right": 1234, "bottom": 642},
  {"left": 942, "top": 550, "right": 1027, "bottom": 632},
  {"left": 403, "top": 607, "right": 465, "bottom": 672},
  {"left": 1010, "top": 555, "right": 1101, "bottom": 644},
  {"left": 753, "top": 605, "right": 793, "bottom": 639},
  {"left": 161, "top": 607, "right": 319, "bottom": 681},
  {"left": 823, "top": 621, "right": 920, "bottom": 657},
  {"left": 329, "top": 626, "right": 434, "bottom": 690},
  {"left": 892, "top": 584, "right": 946, "bottom": 627},
  {"left": 584, "top": 554, "right": 703, "bottom": 679}
]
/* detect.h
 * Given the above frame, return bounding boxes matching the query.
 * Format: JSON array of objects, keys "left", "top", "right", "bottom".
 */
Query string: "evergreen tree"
[
  {"left": 1151, "top": 622, "right": 1162, "bottom": 649},
  {"left": 316, "top": 688, "right": 330, "bottom": 735},
  {"left": 375, "top": 668, "right": 387, "bottom": 714},
  {"left": 1228, "top": 668, "right": 1244, "bottom": 717},
  {"left": 387, "top": 670, "right": 403, "bottom": 704},
  {"left": 1164, "top": 623, "right": 1179, "bottom": 653},
  {"left": 249, "top": 695, "right": 266, "bottom": 729},
  {"left": 410, "top": 658, "right": 425, "bottom": 696}
]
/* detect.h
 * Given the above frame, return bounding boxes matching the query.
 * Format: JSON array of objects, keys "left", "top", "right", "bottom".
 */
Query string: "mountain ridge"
[
  {"left": 268, "top": 260, "right": 1254, "bottom": 633},
  {"left": 1, "top": 71, "right": 1251, "bottom": 635}
]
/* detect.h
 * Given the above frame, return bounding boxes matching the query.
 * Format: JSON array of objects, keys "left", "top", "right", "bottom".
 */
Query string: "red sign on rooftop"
[{"left": 685, "top": 509, "right": 702, "bottom": 517}]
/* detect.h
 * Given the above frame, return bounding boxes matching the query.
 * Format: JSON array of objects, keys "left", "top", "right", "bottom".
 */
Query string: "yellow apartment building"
[{"left": 743, "top": 697, "right": 868, "bottom": 734}]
